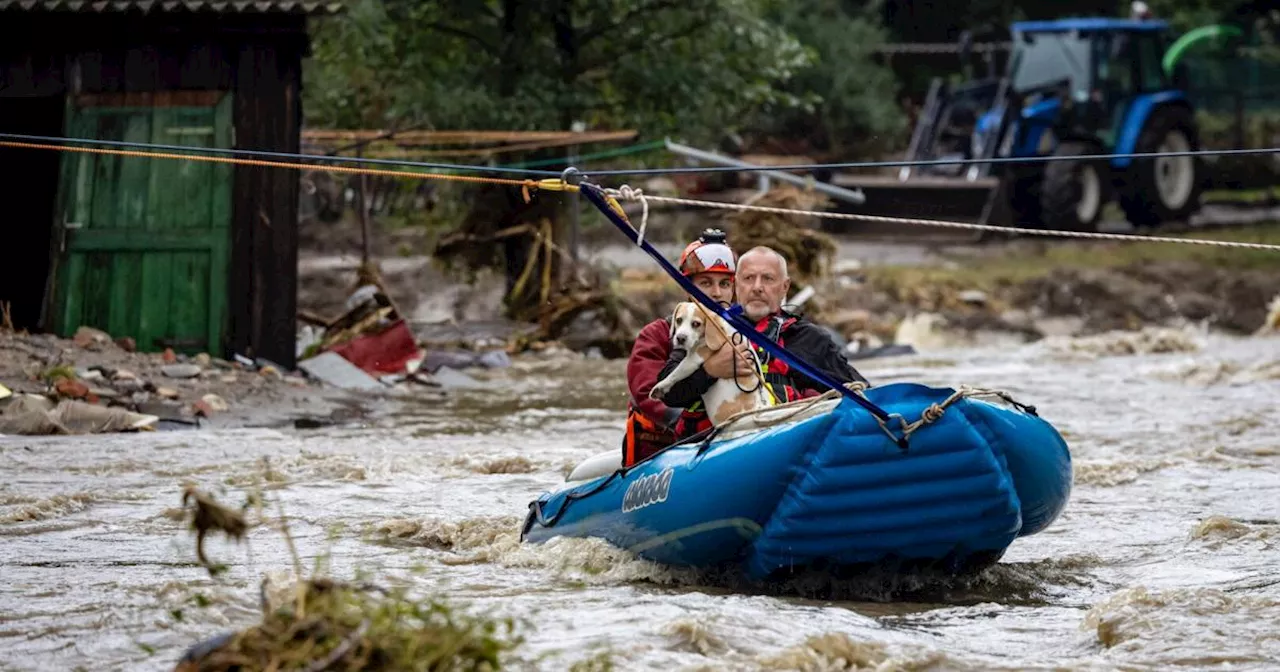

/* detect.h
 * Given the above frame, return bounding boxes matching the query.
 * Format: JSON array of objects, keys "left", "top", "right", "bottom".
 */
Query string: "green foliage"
[
  {"left": 753, "top": 1, "right": 905, "bottom": 156},
  {"left": 1141, "top": 0, "right": 1277, "bottom": 33},
  {"left": 305, "top": 0, "right": 817, "bottom": 147}
]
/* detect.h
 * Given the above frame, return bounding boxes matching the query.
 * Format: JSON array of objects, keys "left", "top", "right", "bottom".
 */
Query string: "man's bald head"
[
  {"left": 738, "top": 247, "right": 789, "bottom": 280},
  {"left": 736, "top": 246, "right": 791, "bottom": 321}
]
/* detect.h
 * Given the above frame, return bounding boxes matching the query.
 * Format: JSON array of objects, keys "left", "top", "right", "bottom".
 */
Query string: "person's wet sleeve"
[
  {"left": 654, "top": 348, "right": 716, "bottom": 408},
  {"left": 627, "top": 319, "right": 681, "bottom": 427}
]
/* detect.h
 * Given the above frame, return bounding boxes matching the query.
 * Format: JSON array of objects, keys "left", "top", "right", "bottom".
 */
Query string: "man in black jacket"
[{"left": 653, "top": 246, "right": 869, "bottom": 432}]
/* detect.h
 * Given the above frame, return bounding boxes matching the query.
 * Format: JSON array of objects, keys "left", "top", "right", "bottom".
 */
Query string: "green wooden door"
[{"left": 52, "top": 92, "right": 232, "bottom": 355}]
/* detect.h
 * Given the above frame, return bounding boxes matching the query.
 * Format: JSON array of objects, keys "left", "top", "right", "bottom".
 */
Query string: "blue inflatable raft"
[{"left": 521, "top": 383, "right": 1071, "bottom": 581}]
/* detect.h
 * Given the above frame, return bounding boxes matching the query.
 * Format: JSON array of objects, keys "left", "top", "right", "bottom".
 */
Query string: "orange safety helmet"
[{"left": 678, "top": 229, "right": 737, "bottom": 278}]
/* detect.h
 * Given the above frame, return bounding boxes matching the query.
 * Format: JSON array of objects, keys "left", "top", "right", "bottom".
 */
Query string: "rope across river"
[
  {"left": 599, "top": 185, "right": 1280, "bottom": 252},
  {"left": 5, "top": 134, "right": 1279, "bottom": 252}
]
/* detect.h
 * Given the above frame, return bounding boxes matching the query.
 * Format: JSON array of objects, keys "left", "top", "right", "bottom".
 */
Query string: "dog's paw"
[{"left": 649, "top": 384, "right": 670, "bottom": 400}]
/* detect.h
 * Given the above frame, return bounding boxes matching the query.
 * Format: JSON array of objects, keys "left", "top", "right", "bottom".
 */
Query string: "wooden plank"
[
  {"left": 49, "top": 102, "right": 87, "bottom": 334},
  {"left": 211, "top": 92, "right": 233, "bottom": 231},
  {"left": 79, "top": 252, "right": 113, "bottom": 333},
  {"left": 144, "top": 104, "right": 165, "bottom": 232},
  {"left": 231, "top": 43, "right": 301, "bottom": 367},
  {"left": 57, "top": 253, "right": 86, "bottom": 337},
  {"left": 138, "top": 251, "right": 173, "bottom": 353},
  {"left": 107, "top": 251, "right": 142, "bottom": 339},
  {"left": 208, "top": 92, "right": 233, "bottom": 355},
  {"left": 88, "top": 110, "right": 122, "bottom": 230},
  {"left": 117, "top": 111, "right": 152, "bottom": 230},
  {"left": 166, "top": 252, "right": 211, "bottom": 352},
  {"left": 300, "top": 129, "right": 639, "bottom": 145},
  {"left": 199, "top": 33, "right": 303, "bottom": 364},
  {"left": 149, "top": 106, "right": 184, "bottom": 236},
  {"left": 75, "top": 91, "right": 228, "bottom": 108},
  {"left": 173, "top": 107, "right": 216, "bottom": 230},
  {"left": 67, "top": 230, "right": 224, "bottom": 252}
]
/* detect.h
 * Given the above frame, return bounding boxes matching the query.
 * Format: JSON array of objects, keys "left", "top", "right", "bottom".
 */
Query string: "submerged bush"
[
  {"left": 175, "top": 579, "right": 517, "bottom": 671},
  {"left": 174, "top": 470, "right": 521, "bottom": 671}
]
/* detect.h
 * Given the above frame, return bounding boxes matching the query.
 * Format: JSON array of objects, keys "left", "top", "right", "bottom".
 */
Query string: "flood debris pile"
[
  {"left": 296, "top": 267, "right": 511, "bottom": 392},
  {"left": 0, "top": 327, "right": 309, "bottom": 435},
  {"left": 725, "top": 185, "right": 838, "bottom": 283},
  {"left": 175, "top": 579, "right": 517, "bottom": 672},
  {"left": 174, "top": 483, "right": 520, "bottom": 671},
  {"left": 427, "top": 185, "right": 677, "bottom": 359}
]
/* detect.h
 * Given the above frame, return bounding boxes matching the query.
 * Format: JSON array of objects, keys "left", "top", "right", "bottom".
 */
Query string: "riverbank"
[
  {"left": 298, "top": 221, "right": 1280, "bottom": 357},
  {"left": 0, "top": 329, "right": 367, "bottom": 433},
  {"left": 819, "top": 224, "right": 1280, "bottom": 349}
]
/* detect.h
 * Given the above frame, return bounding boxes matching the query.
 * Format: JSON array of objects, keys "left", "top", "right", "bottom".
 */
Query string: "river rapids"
[{"left": 2, "top": 326, "right": 1278, "bottom": 671}]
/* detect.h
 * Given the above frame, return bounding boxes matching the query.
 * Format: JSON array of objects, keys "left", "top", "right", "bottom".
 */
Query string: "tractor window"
[
  {"left": 1094, "top": 33, "right": 1136, "bottom": 95},
  {"left": 1135, "top": 35, "right": 1168, "bottom": 91},
  {"left": 1010, "top": 32, "right": 1092, "bottom": 98}
]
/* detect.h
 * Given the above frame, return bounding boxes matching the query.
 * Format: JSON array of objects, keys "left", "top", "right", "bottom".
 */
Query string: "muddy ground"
[{"left": 0, "top": 330, "right": 368, "bottom": 432}]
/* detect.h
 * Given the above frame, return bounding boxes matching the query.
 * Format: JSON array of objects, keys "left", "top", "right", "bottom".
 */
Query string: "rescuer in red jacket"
[{"left": 622, "top": 230, "right": 753, "bottom": 467}]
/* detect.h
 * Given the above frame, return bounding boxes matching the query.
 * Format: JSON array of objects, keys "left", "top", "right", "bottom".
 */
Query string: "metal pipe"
[{"left": 663, "top": 139, "right": 866, "bottom": 205}]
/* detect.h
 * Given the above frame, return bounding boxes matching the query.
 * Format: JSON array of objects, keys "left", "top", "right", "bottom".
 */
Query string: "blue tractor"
[{"left": 900, "top": 18, "right": 1204, "bottom": 232}]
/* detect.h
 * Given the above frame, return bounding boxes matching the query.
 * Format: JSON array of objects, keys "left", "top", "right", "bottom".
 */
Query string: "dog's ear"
[
  {"left": 699, "top": 304, "right": 728, "bottom": 352},
  {"left": 668, "top": 303, "right": 683, "bottom": 340}
]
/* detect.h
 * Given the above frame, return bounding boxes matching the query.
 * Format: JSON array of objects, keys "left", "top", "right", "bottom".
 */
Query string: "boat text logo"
[{"left": 622, "top": 468, "right": 674, "bottom": 513}]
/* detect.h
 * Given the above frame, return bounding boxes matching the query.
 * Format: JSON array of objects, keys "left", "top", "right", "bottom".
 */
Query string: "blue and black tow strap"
[{"left": 575, "top": 179, "right": 899, "bottom": 432}]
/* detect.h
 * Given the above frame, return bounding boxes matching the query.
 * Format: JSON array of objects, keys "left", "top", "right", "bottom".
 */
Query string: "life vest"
[
  {"left": 673, "top": 404, "right": 713, "bottom": 441},
  {"left": 753, "top": 313, "right": 802, "bottom": 404},
  {"left": 672, "top": 313, "right": 800, "bottom": 438},
  {"left": 622, "top": 405, "right": 676, "bottom": 468}
]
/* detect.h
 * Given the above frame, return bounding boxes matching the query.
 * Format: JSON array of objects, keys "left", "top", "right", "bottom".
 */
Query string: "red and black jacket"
[{"left": 622, "top": 318, "right": 683, "bottom": 467}]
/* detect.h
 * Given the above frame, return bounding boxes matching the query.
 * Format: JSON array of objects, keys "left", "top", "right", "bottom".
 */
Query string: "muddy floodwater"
[{"left": 3, "top": 328, "right": 1279, "bottom": 671}]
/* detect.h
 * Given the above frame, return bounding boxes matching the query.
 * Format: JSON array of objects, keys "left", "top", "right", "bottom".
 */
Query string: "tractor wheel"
[
  {"left": 1118, "top": 106, "right": 1203, "bottom": 228},
  {"left": 1039, "top": 141, "right": 1108, "bottom": 232}
]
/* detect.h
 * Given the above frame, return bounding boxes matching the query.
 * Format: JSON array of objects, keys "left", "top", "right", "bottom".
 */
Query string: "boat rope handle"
[{"left": 869, "top": 385, "right": 1039, "bottom": 449}]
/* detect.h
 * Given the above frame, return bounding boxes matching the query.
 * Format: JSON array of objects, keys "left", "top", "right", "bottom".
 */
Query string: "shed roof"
[{"left": 0, "top": 0, "right": 343, "bottom": 14}]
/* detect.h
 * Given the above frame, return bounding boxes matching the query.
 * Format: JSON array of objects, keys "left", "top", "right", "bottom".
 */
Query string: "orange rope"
[{"left": 0, "top": 140, "right": 542, "bottom": 189}]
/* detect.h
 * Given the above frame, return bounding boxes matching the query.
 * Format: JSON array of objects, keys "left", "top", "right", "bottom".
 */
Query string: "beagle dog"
[{"left": 649, "top": 302, "right": 775, "bottom": 425}]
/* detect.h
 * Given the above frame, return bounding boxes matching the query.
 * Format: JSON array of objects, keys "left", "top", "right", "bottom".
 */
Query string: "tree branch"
[
  {"left": 579, "top": 0, "right": 687, "bottom": 47},
  {"left": 423, "top": 22, "right": 499, "bottom": 57},
  {"left": 582, "top": 16, "right": 712, "bottom": 71}
]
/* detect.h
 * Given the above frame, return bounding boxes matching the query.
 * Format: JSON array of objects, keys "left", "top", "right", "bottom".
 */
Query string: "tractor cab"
[
  {"left": 1005, "top": 21, "right": 1178, "bottom": 157},
  {"left": 902, "top": 18, "right": 1203, "bottom": 232}
]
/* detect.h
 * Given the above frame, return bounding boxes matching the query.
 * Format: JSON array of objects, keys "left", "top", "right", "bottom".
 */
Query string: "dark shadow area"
[{"left": 0, "top": 95, "right": 64, "bottom": 331}]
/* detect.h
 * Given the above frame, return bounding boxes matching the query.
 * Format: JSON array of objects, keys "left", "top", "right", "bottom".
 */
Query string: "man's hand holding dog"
[{"left": 704, "top": 341, "right": 755, "bottom": 379}]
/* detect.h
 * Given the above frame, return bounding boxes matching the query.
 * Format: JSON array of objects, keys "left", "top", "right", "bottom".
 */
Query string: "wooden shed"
[{"left": 0, "top": 0, "right": 341, "bottom": 369}]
